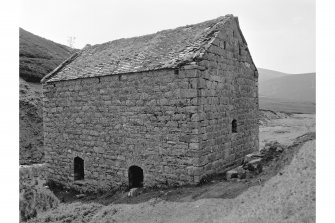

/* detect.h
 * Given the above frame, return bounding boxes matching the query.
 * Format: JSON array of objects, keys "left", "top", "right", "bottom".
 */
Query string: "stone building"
[{"left": 41, "top": 15, "right": 259, "bottom": 191}]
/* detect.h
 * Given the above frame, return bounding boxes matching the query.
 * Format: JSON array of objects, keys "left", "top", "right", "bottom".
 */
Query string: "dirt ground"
[
  {"left": 259, "top": 113, "right": 315, "bottom": 148},
  {"left": 28, "top": 114, "right": 316, "bottom": 223}
]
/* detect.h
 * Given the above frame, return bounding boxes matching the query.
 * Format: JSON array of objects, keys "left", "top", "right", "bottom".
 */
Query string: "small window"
[
  {"left": 74, "top": 157, "right": 84, "bottom": 181},
  {"left": 232, "top": 119, "right": 237, "bottom": 133}
]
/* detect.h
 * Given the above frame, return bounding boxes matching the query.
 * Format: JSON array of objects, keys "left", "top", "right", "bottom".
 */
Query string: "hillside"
[
  {"left": 258, "top": 69, "right": 315, "bottom": 113},
  {"left": 259, "top": 73, "right": 316, "bottom": 103},
  {"left": 259, "top": 97, "right": 315, "bottom": 114},
  {"left": 20, "top": 78, "right": 43, "bottom": 164},
  {"left": 19, "top": 28, "right": 75, "bottom": 82},
  {"left": 258, "top": 68, "right": 288, "bottom": 83},
  {"left": 19, "top": 28, "right": 75, "bottom": 164}
]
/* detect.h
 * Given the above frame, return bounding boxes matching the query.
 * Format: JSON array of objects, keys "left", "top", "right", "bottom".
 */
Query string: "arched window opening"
[
  {"left": 232, "top": 119, "right": 237, "bottom": 133},
  {"left": 74, "top": 157, "right": 84, "bottom": 181},
  {"left": 128, "top": 166, "right": 143, "bottom": 189}
]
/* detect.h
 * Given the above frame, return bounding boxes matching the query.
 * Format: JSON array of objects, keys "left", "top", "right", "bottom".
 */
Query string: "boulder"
[
  {"left": 244, "top": 158, "right": 263, "bottom": 173},
  {"left": 244, "top": 153, "right": 264, "bottom": 163},
  {"left": 128, "top": 188, "right": 140, "bottom": 197},
  {"left": 236, "top": 166, "right": 247, "bottom": 179},
  {"left": 226, "top": 169, "right": 238, "bottom": 180},
  {"left": 75, "top": 194, "right": 85, "bottom": 199}
]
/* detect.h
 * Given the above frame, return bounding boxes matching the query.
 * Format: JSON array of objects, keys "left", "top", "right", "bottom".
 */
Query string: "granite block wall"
[
  {"left": 42, "top": 19, "right": 258, "bottom": 191},
  {"left": 193, "top": 19, "right": 259, "bottom": 181},
  {"left": 43, "top": 69, "right": 202, "bottom": 191}
]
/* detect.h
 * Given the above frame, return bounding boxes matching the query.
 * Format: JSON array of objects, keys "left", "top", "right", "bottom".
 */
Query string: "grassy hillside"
[
  {"left": 19, "top": 28, "right": 75, "bottom": 164},
  {"left": 19, "top": 28, "right": 75, "bottom": 82},
  {"left": 258, "top": 68, "right": 288, "bottom": 83},
  {"left": 259, "top": 73, "right": 315, "bottom": 103},
  {"left": 258, "top": 68, "right": 315, "bottom": 113},
  {"left": 259, "top": 97, "right": 315, "bottom": 114},
  {"left": 20, "top": 78, "right": 44, "bottom": 164}
]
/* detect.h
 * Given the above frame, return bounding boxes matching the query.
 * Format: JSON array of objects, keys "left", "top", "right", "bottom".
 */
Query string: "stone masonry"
[{"left": 41, "top": 15, "right": 259, "bottom": 191}]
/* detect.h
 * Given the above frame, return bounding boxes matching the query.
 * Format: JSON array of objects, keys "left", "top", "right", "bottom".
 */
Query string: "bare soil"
[{"left": 27, "top": 113, "right": 315, "bottom": 223}]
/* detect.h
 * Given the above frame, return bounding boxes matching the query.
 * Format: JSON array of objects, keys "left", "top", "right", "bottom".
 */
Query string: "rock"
[
  {"left": 245, "top": 158, "right": 263, "bottom": 173},
  {"left": 226, "top": 169, "right": 238, "bottom": 180},
  {"left": 260, "top": 141, "right": 286, "bottom": 161},
  {"left": 76, "top": 194, "right": 85, "bottom": 198},
  {"left": 236, "top": 166, "right": 247, "bottom": 179},
  {"left": 249, "top": 158, "right": 262, "bottom": 164},
  {"left": 128, "top": 188, "right": 140, "bottom": 197},
  {"left": 276, "top": 146, "right": 283, "bottom": 153},
  {"left": 244, "top": 153, "right": 264, "bottom": 163},
  {"left": 261, "top": 145, "right": 271, "bottom": 153}
]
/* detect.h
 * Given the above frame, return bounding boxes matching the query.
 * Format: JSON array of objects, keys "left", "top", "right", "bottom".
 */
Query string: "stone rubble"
[{"left": 226, "top": 140, "right": 285, "bottom": 180}]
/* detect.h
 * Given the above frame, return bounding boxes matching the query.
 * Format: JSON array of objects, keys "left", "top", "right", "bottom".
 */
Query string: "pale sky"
[{"left": 19, "top": 0, "right": 315, "bottom": 74}]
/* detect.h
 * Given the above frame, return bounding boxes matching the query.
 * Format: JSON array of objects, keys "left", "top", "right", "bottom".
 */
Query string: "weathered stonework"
[{"left": 42, "top": 15, "right": 258, "bottom": 191}]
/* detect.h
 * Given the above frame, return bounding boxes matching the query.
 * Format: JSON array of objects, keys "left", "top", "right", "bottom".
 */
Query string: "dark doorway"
[
  {"left": 232, "top": 119, "right": 237, "bottom": 133},
  {"left": 128, "top": 166, "right": 143, "bottom": 189},
  {"left": 74, "top": 157, "right": 84, "bottom": 181}
]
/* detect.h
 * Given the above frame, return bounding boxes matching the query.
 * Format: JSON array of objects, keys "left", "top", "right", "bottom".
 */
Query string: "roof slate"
[{"left": 44, "top": 15, "right": 235, "bottom": 83}]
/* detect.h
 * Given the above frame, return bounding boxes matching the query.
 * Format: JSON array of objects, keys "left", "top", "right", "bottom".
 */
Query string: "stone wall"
[
  {"left": 190, "top": 19, "right": 259, "bottom": 181},
  {"left": 42, "top": 19, "right": 258, "bottom": 191},
  {"left": 43, "top": 69, "right": 201, "bottom": 191}
]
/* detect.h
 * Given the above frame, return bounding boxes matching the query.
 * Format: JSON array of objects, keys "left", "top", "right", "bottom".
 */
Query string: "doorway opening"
[
  {"left": 128, "top": 166, "right": 143, "bottom": 189},
  {"left": 232, "top": 119, "right": 237, "bottom": 133},
  {"left": 74, "top": 157, "right": 84, "bottom": 181}
]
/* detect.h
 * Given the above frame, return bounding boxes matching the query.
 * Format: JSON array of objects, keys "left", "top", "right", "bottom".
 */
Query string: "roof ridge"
[
  {"left": 45, "top": 15, "right": 237, "bottom": 82},
  {"left": 86, "top": 15, "right": 234, "bottom": 50}
]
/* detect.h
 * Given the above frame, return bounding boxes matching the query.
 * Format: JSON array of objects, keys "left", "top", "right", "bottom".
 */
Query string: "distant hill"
[
  {"left": 259, "top": 97, "right": 315, "bottom": 114},
  {"left": 19, "top": 28, "right": 75, "bottom": 82},
  {"left": 258, "top": 68, "right": 288, "bottom": 83},
  {"left": 259, "top": 72, "right": 315, "bottom": 103},
  {"left": 257, "top": 68, "right": 315, "bottom": 113}
]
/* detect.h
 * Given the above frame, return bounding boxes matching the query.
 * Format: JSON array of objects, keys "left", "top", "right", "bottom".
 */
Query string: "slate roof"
[{"left": 43, "top": 15, "right": 236, "bottom": 83}]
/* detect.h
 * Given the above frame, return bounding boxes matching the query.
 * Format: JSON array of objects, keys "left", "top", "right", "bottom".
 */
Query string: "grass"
[
  {"left": 19, "top": 28, "right": 76, "bottom": 83},
  {"left": 260, "top": 96, "right": 315, "bottom": 114},
  {"left": 20, "top": 181, "right": 60, "bottom": 222}
]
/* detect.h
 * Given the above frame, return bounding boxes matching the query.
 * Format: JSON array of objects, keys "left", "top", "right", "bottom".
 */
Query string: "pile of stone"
[
  {"left": 260, "top": 141, "right": 286, "bottom": 161},
  {"left": 226, "top": 141, "right": 285, "bottom": 180}
]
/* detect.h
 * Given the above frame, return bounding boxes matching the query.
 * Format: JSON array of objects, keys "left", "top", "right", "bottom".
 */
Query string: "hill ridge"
[{"left": 19, "top": 28, "right": 76, "bottom": 82}]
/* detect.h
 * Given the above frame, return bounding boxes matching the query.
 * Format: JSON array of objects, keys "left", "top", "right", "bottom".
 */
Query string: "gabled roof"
[{"left": 42, "top": 15, "right": 237, "bottom": 83}]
